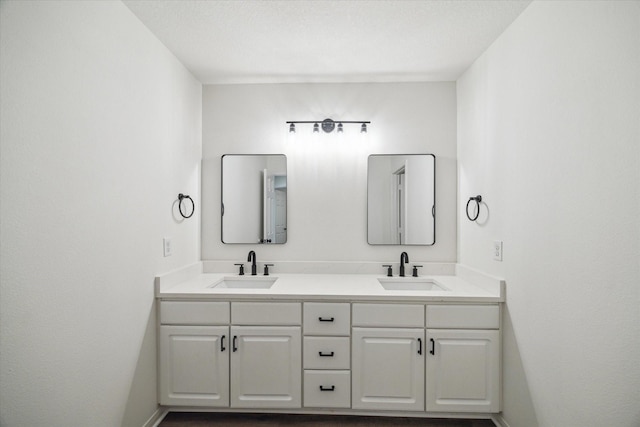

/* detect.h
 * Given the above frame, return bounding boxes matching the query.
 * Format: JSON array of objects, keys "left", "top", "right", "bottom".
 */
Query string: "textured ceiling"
[{"left": 123, "top": 0, "right": 531, "bottom": 84}]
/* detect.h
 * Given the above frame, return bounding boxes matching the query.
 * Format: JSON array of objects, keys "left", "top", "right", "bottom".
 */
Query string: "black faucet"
[
  {"left": 399, "top": 252, "right": 409, "bottom": 277},
  {"left": 247, "top": 250, "right": 257, "bottom": 275}
]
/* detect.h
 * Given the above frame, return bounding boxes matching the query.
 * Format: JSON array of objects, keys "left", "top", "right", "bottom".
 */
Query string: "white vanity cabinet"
[
  {"left": 351, "top": 304, "right": 425, "bottom": 411},
  {"left": 230, "top": 302, "right": 302, "bottom": 408},
  {"left": 158, "top": 301, "right": 230, "bottom": 407},
  {"left": 159, "top": 300, "right": 302, "bottom": 409},
  {"left": 156, "top": 279, "right": 503, "bottom": 420},
  {"left": 425, "top": 304, "right": 501, "bottom": 413}
]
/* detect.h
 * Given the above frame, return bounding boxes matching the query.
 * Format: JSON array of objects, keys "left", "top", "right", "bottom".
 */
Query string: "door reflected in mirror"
[
  {"left": 367, "top": 154, "right": 435, "bottom": 245},
  {"left": 222, "top": 154, "right": 287, "bottom": 244}
]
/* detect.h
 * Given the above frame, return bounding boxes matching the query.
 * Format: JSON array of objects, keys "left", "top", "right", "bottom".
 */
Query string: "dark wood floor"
[{"left": 159, "top": 412, "right": 496, "bottom": 427}]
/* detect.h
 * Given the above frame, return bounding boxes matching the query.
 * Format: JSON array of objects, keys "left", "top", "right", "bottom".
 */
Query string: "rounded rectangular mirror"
[
  {"left": 222, "top": 154, "right": 287, "bottom": 244},
  {"left": 367, "top": 154, "right": 435, "bottom": 245}
]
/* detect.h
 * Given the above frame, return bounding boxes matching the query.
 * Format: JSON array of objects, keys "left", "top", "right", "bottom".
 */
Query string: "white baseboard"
[
  {"left": 143, "top": 407, "right": 169, "bottom": 427},
  {"left": 492, "top": 414, "right": 511, "bottom": 427}
]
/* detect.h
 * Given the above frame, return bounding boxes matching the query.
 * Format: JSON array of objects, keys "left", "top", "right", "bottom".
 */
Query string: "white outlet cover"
[
  {"left": 163, "top": 237, "right": 173, "bottom": 257},
  {"left": 493, "top": 240, "right": 503, "bottom": 261}
]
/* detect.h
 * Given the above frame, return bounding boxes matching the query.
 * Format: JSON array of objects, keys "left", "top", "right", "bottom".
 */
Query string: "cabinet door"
[
  {"left": 352, "top": 328, "right": 425, "bottom": 411},
  {"left": 426, "top": 329, "right": 500, "bottom": 413},
  {"left": 159, "top": 325, "right": 229, "bottom": 407},
  {"left": 230, "top": 326, "right": 301, "bottom": 408}
]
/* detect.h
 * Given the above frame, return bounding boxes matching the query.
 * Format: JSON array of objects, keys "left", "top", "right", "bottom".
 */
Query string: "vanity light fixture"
[{"left": 287, "top": 118, "right": 370, "bottom": 134}]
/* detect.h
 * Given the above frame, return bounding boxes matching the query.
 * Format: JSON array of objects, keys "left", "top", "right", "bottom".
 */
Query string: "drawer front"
[
  {"left": 304, "top": 337, "right": 350, "bottom": 369},
  {"left": 160, "top": 301, "right": 229, "bottom": 325},
  {"left": 426, "top": 304, "right": 500, "bottom": 329},
  {"left": 303, "top": 370, "right": 351, "bottom": 408},
  {"left": 304, "top": 303, "right": 351, "bottom": 336},
  {"left": 352, "top": 303, "right": 424, "bottom": 327},
  {"left": 231, "top": 302, "right": 301, "bottom": 325}
]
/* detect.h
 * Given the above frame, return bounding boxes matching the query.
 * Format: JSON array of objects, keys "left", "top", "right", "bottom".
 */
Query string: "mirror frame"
[
  {"left": 221, "top": 154, "right": 287, "bottom": 244},
  {"left": 367, "top": 153, "right": 436, "bottom": 246}
]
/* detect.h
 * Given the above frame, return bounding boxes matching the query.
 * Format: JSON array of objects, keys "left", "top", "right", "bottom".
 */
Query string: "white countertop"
[{"left": 156, "top": 269, "right": 504, "bottom": 303}]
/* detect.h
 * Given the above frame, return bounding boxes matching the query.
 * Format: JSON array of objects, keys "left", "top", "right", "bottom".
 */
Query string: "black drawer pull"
[
  {"left": 233, "top": 335, "right": 238, "bottom": 352},
  {"left": 221, "top": 335, "right": 226, "bottom": 352},
  {"left": 318, "top": 317, "right": 335, "bottom": 322},
  {"left": 429, "top": 338, "right": 435, "bottom": 355},
  {"left": 318, "top": 351, "right": 335, "bottom": 357},
  {"left": 417, "top": 338, "right": 422, "bottom": 355},
  {"left": 319, "top": 385, "right": 335, "bottom": 392}
]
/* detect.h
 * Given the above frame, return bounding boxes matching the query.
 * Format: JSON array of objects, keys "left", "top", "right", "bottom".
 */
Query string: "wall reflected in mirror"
[
  {"left": 368, "top": 154, "right": 435, "bottom": 245},
  {"left": 222, "top": 154, "right": 287, "bottom": 244}
]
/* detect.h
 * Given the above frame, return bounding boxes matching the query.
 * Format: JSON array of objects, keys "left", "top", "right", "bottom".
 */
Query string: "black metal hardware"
[
  {"left": 318, "top": 317, "right": 335, "bottom": 322},
  {"left": 221, "top": 335, "right": 226, "bottom": 352},
  {"left": 177, "top": 193, "right": 195, "bottom": 219},
  {"left": 247, "top": 251, "right": 257, "bottom": 275},
  {"left": 466, "top": 195, "right": 482, "bottom": 221},
  {"left": 383, "top": 264, "right": 393, "bottom": 277},
  {"left": 418, "top": 338, "right": 422, "bottom": 355},
  {"left": 264, "top": 264, "right": 274, "bottom": 276},
  {"left": 399, "top": 252, "right": 409, "bottom": 277},
  {"left": 318, "top": 351, "right": 335, "bottom": 357},
  {"left": 319, "top": 385, "right": 335, "bottom": 391},
  {"left": 429, "top": 338, "right": 435, "bottom": 355},
  {"left": 234, "top": 263, "right": 245, "bottom": 276},
  {"left": 412, "top": 265, "right": 423, "bottom": 277},
  {"left": 233, "top": 336, "right": 238, "bottom": 352}
]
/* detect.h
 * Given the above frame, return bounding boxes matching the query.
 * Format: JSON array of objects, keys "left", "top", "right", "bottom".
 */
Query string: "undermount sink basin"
[
  {"left": 378, "top": 278, "right": 449, "bottom": 291},
  {"left": 210, "top": 276, "right": 277, "bottom": 289}
]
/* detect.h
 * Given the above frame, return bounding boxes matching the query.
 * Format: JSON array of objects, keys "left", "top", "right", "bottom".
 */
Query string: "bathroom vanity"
[{"left": 155, "top": 263, "right": 504, "bottom": 421}]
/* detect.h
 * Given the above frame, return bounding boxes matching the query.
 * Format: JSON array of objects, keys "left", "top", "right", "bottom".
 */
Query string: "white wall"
[
  {"left": 457, "top": 2, "right": 639, "bottom": 426},
  {"left": 0, "top": 2, "right": 202, "bottom": 426},
  {"left": 202, "top": 83, "right": 456, "bottom": 264}
]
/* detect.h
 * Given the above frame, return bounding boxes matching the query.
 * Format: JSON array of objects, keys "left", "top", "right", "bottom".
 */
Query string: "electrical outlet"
[
  {"left": 493, "top": 241, "right": 503, "bottom": 261},
  {"left": 163, "top": 237, "right": 173, "bottom": 257}
]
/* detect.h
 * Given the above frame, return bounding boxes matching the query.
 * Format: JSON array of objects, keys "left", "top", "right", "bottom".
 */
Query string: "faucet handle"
[
  {"left": 264, "top": 264, "right": 274, "bottom": 276},
  {"left": 234, "top": 263, "right": 245, "bottom": 276},
  {"left": 412, "top": 265, "right": 423, "bottom": 277},
  {"left": 382, "top": 265, "right": 393, "bottom": 277}
]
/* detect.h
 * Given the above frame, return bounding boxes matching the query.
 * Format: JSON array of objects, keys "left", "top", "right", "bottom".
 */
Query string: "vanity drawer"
[
  {"left": 303, "top": 370, "right": 351, "bottom": 408},
  {"left": 426, "top": 304, "right": 500, "bottom": 329},
  {"left": 304, "top": 337, "right": 350, "bottom": 369},
  {"left": 352, "top": 303, "right": 424, "bottom": 327},
  {"left": 303, "top": 303, "right": 350, "bottom": 336},
  {"left": 231, "top": 302, "right": 301, "bottom": 325},
  {"left": 160, "top": 301, "right": 229, "bottom": 325}
]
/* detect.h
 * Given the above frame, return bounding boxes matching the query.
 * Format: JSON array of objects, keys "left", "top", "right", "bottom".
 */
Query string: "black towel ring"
[
  {"left": 466, "top": 195, "right": 482, "bottom": 221},
  {"left": 178, "top": 193, "right": 195, "bottom": 219}
]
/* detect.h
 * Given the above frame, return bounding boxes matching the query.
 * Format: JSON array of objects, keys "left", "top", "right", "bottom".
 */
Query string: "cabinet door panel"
[
  {"left": 230, "top": 326, "right": 301, "bottom": 408},
  {"left": 426, "top": 329, "right": 500, "bottom": 413},
  {"left": 159, "top": 325, "right": 229, "bottom": 407},
  {"left": 160, "top": 301, "right": 229, "bottom": 325},
  {"left": 232, "top": 302, "right": 301, "bottom": 325},
  {"left": 352, "top": 328, "right": 424, "bottom": 411},
  {"left": 352, "top": 304, "right": 424, "bottom": 327}
]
